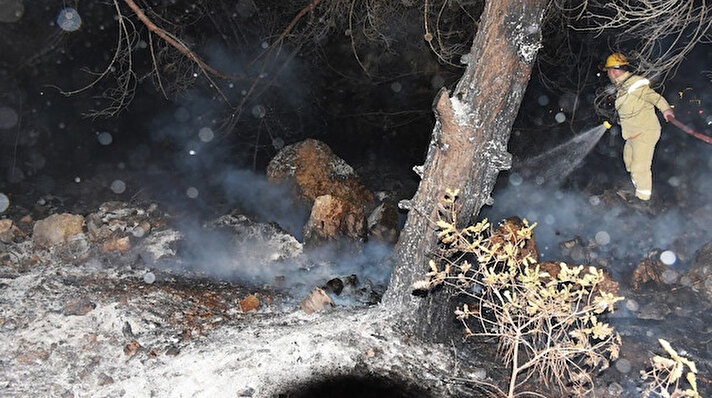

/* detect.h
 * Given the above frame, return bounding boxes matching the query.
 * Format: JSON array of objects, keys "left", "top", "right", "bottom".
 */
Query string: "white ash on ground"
[{"left": 0, "top": 256, "right": 475, "bottom": 398}]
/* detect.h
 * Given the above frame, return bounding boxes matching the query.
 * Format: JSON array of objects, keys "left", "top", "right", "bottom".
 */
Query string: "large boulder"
[
  {"left": 266, "top": 139, "right": 374, "bottom": 209},
  {"left": 303, "top": 195, "right": 367, "bottom": 245},
  {"left": 32, "top": 213, "right": 84, "bottom": 249}
]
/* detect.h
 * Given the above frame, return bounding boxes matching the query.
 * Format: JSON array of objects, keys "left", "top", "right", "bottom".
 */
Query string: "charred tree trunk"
[{"left": 382, "top": 0, "right": 547, "bottom": 342}]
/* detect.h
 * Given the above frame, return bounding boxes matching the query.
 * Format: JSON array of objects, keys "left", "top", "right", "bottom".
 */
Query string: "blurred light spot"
[
  {"left": 74, "top": 177, "right": 81, "bottom": 183},
  {"left": 261, "top": 41, "right": 269, "bottom": 49},
  {"left": 110, "top": 180, "right": 126, "bottom": 194},
  {"left": 667, "top": 176, "right": 680, "bottom": 187},
  {"left": 57, "top": 8, "right": 82, "bottom": 32},
  {"left": 535, "top": 176, "right": 544, "bottom": 185},
  {"left": 143, "top": 272, "right": 156, "bottom": 284},
  {"left": 174, "top": 107, "right": 190, "bottom": 122},
  {"left": 595, "top": 231, "right": 610, "bottom": 245},
  {"left": 660, "top": 250, "right": 676, "bottom": 265},
  {"left": 625, "top": 299, "right": 639, "bottom": 312},
  {"left": 97, "top": 131, "right": 113, "bottom": 145},
  {"left": 0, "top": 0, "right": 24, "bottom": 23},
  {"left": 525, "top": 211, "right": 538, "bottom": 221},
  {"left": 132, "top": 225, "right": 145, "bottom": 238},
  {"left": 272, "top": 137, "right": 284, "bottom": 150},
  {"left": 138, "top": 40, "right": 147, "bottom": 49},
  {"left": 186, "top": 187, "right": 199, "bottom": 198},
  {"left": 0, "top": 193, "right": 9, "bottom": 213},
  {"left": 554, "top": 191, "right": 564, "bottom": 200},
  {"left": 188, "top": 149, "right": 196, "bottom": 156},
  {"left": 0, "top": 106, "right": 19, "bottom": 129},
  {"left": 544, "top": 214, "right": 555, "bottom": 225},
  {"left": 537, "top": 95, "right": 549, "bottom": 106},
  {"left": 58, "top": 122, "right": 65, "bottom": 129},
  {"left": 251, "top": 105, "right": 266, "bottom": 118},
  {"left": 508, "top": 173, "right": 523, "bottom": 186},
  {"left": 588, "top": 196, "right": 601, "bottom": 206},
  {"left": 390, "top": 82, "right": 402, "bottom": 93},
  {"left": 554, "top": 112, "right": 566, "bottom": 123},
  {"left": 198, "top": 127, "right": 214, "bottom": 143},
  {"left": 615, "top": 358, "right": 631, "bottom": 374},
  {"left": 661, "top": 269, "right": 678, "bottom": 284}
]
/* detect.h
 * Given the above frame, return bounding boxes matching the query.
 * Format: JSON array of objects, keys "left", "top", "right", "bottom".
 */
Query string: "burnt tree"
[{"left": 382, "top": 0, "right": 547, "bottom": 342}]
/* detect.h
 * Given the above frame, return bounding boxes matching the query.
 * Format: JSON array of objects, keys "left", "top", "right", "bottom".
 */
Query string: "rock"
[
  {"left": 100, "top": 236, "right": 131, "bottom": 253},
  {"left": 323, "top": 278, "right": 344, "bottom": 295},
  {"left": 303, "top": 195, "right": 367, "bottom": 245},
  {"left": 124, "top": 340, "right": 142, "bottom": 358},
  {"left": 138, "top": 229, "right": 183, "bottom": 264},
  {"left": 32, "top": 213, "right": 84, "bottom": 249},
  {"left": 97, "top": 373, "right": 114, "bottom": 386},
  {"left": 239, "top": 294, "right": 260, "bottom": 313},
  {"left": 367, "top": 201, "right": 399, "bottom": 244},
  {"left": 300, "top": 287, "right": 334, "bottom": 314},
  {"left": 62, "top": 297, "right": 96, "bottom": 316},
  {"left": 206, "top": 214, "right": 303, "bottom": 262},
  {"left": 266, "top": 139, "right": 374, "bottom": 209},
  {"left": 16, "top": 349, "right": 50, "bottom": 365},
  {"left": 0, "top": 218, "right": 25, "bottom": 243},
  {"left": 637, "top": 301, "right": 671, "bottom": 320},
  {"left": 687, "top": 241, "right": 712, "bottom": 301},
  {"left": 632, "top": 249, "right": 667, "bottom": 290}
]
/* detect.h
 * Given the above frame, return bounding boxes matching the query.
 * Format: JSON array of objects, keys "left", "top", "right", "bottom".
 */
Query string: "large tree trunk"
[{"left": 382, "top": 0, "right": 547, "bottom": 342}]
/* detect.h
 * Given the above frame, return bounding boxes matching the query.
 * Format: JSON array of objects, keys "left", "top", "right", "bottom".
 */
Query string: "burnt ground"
[{"left": 2, "top": 133, "right": 712, "bottom": 398}]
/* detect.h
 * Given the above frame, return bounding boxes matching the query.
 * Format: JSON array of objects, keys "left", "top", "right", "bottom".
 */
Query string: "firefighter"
[{"left": 603, "top": 53, "right": 675, "bottom": 201}]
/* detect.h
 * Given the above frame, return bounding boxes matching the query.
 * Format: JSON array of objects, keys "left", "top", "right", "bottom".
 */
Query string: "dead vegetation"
[{"left": 415, "top": 189, "right": 624, "bottom": 397}]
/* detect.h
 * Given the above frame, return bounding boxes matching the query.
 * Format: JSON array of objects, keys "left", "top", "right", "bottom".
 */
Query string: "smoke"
[{"left": 483, "top": 121, "right": 712, "bottom": 281}]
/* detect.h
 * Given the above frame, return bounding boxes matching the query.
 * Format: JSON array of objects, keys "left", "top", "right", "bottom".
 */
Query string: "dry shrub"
[
  {"left": 414, "top": 189, "right": 624, "bottom": 397},
  {"left": 641, "top": 339, "right": 700, "bottom": 398}
]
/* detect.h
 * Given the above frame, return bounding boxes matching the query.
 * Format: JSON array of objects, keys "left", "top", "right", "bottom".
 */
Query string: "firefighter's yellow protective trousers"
[{"left": 614, "top": 72, "right": 672, "bottom": 201}]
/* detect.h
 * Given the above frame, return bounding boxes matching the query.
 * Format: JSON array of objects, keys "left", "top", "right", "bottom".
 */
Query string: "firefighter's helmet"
[{"left": 604, "top": 53, "right": 629, "bottom": 70}]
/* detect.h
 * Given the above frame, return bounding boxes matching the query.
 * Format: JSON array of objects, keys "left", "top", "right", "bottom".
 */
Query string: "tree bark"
[{"left": 382, "top": 0, "right": 547, "bottom": 342}]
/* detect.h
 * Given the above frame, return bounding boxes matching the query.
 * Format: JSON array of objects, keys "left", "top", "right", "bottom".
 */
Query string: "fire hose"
[
  {"left": 602, "top": 119, "right": 712, "bottom": 144},
  {"left": 669, "top": 117, "right": 712, "bottom": 144}
]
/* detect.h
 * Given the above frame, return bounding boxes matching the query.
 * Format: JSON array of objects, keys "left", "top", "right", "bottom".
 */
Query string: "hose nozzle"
[{"left": 603, "top": 120, "right": 612, "bottom": 129}]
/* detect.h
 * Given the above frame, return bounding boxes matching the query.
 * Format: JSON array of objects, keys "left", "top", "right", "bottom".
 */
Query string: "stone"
[
  {"left": 300, "top": 287, "right": 334, "bottom": 314},
  {"left": 323, "top": 278, "right": 344, "bottom": 295},
  {"left": 62, "top": 297, "right": 96, "bottom": 316},
  {"left": 303, "top": 195, "right": 367, "bottom": 245},
  {"left": 632, "top": 250, "right": 667, "bottom": 290},
  {"left": 687, "top": 241, "right": 712, "bottom": 301},
  {"left": 138, "top": 229, "right": 182, "bottom": 265},
  {"left": 32, "top": 213, "right": 84, "bottom": 249},
  {"left": 124, "top": 340, "right": 142, "bottom": 358},
  {"left": 0, "top": 218, "right": 24, "bottom": 243},
  {"left": 206, "top": 214, "right": 303, "bottom": 262},
  {"left": 367, "top": 201, "right": 399, "bottom": 244},
  {"left": 266, "top": 139, "right": 374, "bottom": 209},
  {"left": 239, "top": 294, "right": 260, "bottom": 313},
  {"left": 100, "top": 236, "right": 131, "bottom": 253}
]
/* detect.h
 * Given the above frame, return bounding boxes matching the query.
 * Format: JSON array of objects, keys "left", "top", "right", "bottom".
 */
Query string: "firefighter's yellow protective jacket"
[{"left": 614, "top": 72, "right": 672, "bottom": 139}]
